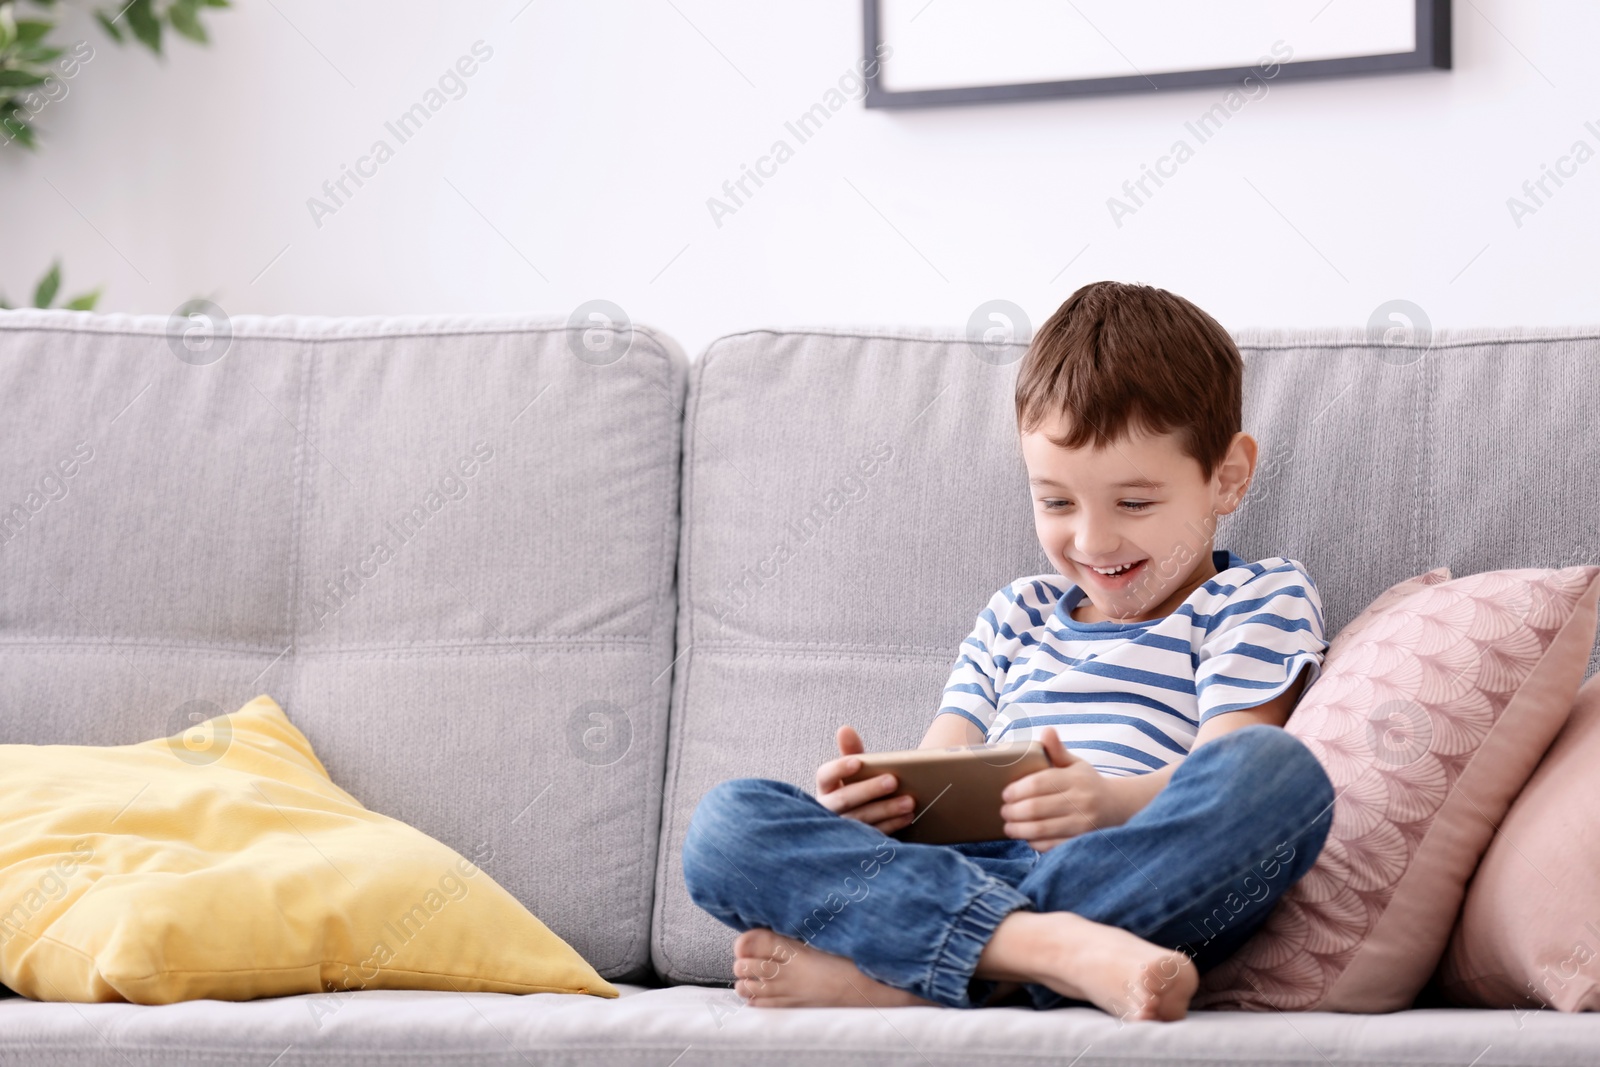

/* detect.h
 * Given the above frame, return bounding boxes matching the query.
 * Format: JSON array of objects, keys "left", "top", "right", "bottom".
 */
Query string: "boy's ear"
[{"left": 1214, "top": 432, "right": 1257, "bottom": 514}]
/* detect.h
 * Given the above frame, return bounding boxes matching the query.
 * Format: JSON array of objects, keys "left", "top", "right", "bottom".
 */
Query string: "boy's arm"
[
  {"left": 919, "top": 711, "right": 986, "bottom": 749},
  {"left": 921, "top": 583, "right": 1028, "bottom": 750},
  {"left": 1100, "top": 666, "right": 1312, "bottom": 826}
]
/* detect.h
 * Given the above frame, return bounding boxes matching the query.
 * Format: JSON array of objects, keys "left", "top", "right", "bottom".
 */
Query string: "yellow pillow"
[{"left": 0, "top": 695, "right": 617, "bottom": 1004}]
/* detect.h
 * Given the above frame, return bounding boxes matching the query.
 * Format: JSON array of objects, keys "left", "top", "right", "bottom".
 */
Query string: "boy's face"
[{"left": 1019, "top": 418, "right": 1256, "bottom": 624}]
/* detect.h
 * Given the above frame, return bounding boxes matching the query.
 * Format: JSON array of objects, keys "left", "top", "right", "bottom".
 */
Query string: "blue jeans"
[{"left": 682, "top": 723, "right": 1334, "bottom": 1010}]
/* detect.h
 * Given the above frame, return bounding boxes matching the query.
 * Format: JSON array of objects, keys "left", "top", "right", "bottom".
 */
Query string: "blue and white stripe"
[{"left": 935, "top": 549, "right": 1327, "bottom": 777}]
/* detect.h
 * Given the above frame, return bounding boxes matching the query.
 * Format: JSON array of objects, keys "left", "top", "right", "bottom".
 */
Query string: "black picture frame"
[{"left": 862, "top": 0, "right": 1450, "bottom": 109}]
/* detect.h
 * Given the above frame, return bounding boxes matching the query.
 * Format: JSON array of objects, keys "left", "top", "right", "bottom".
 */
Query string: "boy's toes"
[
  {"left": 732, "top": 954, "right": 776, "bottom": 980},
  {"left": 732, "top": 928, "right": 764, "bottom": 958},
  {"left": 1124, "top": 953, "right": 1196, "bottom": 1022},
  {"left": 733, "top": 927, "right": 794, "bottom": 962}
]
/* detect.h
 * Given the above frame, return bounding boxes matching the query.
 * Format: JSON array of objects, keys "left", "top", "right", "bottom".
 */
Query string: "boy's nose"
[{"left": 1072, "top": 521, "right": 1123, "bottom": 559}]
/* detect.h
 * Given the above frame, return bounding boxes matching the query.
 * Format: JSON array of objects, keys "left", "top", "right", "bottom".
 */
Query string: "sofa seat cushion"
[{"left": 0, "top": 983, "right": 1598, "bottom": 1066}]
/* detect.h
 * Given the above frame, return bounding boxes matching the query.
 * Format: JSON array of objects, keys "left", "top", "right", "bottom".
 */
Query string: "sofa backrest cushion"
[
  {"left": 0, "top": 310, "right": 687, "bottom": 982},
  {"left": 651, "top": 325, "right": 1600, "bottom": 984}
]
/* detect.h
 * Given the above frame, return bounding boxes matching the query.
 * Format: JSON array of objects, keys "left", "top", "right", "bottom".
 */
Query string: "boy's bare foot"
[
  {"left": 731, "top": 928, "right": 939, "bottom": 1008},
  {"left": 976, "top": 909, "right": 1197, "bottom": 1021},
  {"left": 972, "top": 908, "right": 1203, "bottom": 1017},
  {"left": 728, "top": 913, "right": 1195, "bottom": 1019}
]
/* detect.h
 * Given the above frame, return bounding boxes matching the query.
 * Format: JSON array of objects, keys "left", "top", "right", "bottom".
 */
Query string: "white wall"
[{"left": 2, "top": 0, "right": 1596, "bottom": 359}]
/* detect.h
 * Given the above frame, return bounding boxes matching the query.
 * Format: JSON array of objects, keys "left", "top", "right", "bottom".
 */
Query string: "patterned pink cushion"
[
  {"left": 1435, "top": 672, "right": 1600, "bottom": 1010},
  {"left": 1194, "top": 565, "right": 1600, "bottom": 1013}
]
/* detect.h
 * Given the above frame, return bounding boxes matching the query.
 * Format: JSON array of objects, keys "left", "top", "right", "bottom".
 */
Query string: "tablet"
[{"left": 840, "top": 741, "right": 1049, "bottom": 845}]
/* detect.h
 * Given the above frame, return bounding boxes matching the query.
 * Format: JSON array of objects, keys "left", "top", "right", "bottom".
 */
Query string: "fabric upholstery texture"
[
  {"left": 1194, "top": 565, "right": 1600, "bottom": 1012},
  {"left": 0, "top": 696, "right": 615, "bottom": 1003},
  {"left": 3, "top": 983, "right": 1599, "bottom": 1067},
  {"left": 1437, "top": 672, "right": 1600, "bottom": 1010},
  {"left": 0, "top": 310, "right": 687, "bottom": 984}
]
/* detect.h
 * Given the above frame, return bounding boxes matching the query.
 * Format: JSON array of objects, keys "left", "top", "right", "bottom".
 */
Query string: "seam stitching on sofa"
[
  {"left": 1420, "top": 347, "right": 1433, "bottom": 579},
  {"left": 652, "top": 327, "right": 713, "bottom": 980},
  {"left": 0, "top": 316, "right": 686, "bottom": 347},
  {"left": 4, "top": 313, "right": 1600, "bottom": 351},
  {"left": 644, "top": 332, "right": 693, "bottom": 977},
  {"left": 0, "top": 646, "right": 658, "bottom": 666},
  {"left": 300, "top": 636, "right": 654, "bottom": 652},
  {"left": 684, "top": 646, "right": 953, "bottom": 662},
  {"left": 685, "top": 323, "right": 1600, "bottom": 355},
  {"left": 286, "top": 338, "right": 314, "bottom": 710},
  {"left": 649, "top": 353, "right": 693, "bottom": 979},
  {"left": 596, "top": 327, "right": 686, "bottom": 978},
  {"left": 640, "top": 330, "right": 683, "bottom": 649},
  {"left": 686, "top": 641, "right": 958, "bottom": 657},
  {"left": 0, "top": 637, "right": 653, "bottom": 653},
  {"left": 1425, "top": 341, "right": 1437, "bottom": 580}
]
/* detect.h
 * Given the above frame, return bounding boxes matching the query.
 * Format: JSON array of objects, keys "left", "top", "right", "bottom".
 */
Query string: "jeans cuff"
[{"left": 924, "top": 880, "right": 1033, "bottom": 1009}]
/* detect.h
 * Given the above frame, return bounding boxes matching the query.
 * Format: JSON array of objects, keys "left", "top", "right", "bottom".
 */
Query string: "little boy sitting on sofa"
[{"left": 681, "top": 280, "right": 1336, "bottom": 1021}]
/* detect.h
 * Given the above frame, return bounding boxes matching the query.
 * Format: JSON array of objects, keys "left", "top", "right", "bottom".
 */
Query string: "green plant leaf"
[
  {"left": 18, "top": 43, "right": 63, "bottom": 63},
  {"left": 124, "top": 0, "right": 160, "bottom": 54},
  {"left": 16, "top": 0, "right": 228, "bottom": 159},
  {"left": 168, "top": 1, "right": 206, "bottom": 43},
  {"left": 63, "top": 288, "right": 100, "bottom": 310},
  {"left": 32, "top": 260, "right": 60, "bottom": 307},
  {"left": 92, "top": 9, "right": 124, "bottom": 42},
  {"left": 2, "top": 114, "right": 37, "bottom": 148}
]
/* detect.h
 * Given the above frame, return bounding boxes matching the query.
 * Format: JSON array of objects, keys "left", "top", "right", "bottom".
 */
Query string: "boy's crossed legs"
[
  {"left": 682, "top": 724, "right": 1334, "bottom": 1018},
  {"left": 727, "top": 904, "right": 1198, "bottom": 1019}
]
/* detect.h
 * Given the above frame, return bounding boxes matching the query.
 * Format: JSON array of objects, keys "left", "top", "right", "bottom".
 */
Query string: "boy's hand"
[
  {"left": 814, "top": 725, "right": 916, "bottom": 836},
  {"left": 1000, "top": 727, "right": 1123, "bottom": 852}
]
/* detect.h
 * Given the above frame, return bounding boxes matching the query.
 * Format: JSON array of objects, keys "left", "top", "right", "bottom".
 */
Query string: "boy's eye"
[{"left": 1036, "top": 502, "right": 1152, "bottom": 511}]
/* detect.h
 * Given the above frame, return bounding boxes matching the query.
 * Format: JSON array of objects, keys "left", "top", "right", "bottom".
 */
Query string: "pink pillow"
[
  {"left": 1435, "top": 672, "right": 1600, "bottom": 1010},
  {"left": 1194, "top": 565, "right": 1600, "bottom": 1013}
]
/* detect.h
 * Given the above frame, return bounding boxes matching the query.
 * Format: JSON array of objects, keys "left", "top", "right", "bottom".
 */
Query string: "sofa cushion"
[
  {"left": 653, "top": 325, "right": 1600, "bottom": 985},
  {"left": 2, "top": 983, "right": 1599, "bottom": 1066},
  {"left": 1437, "top": 672, "right": 1600, "bottom": 1009},
  {"left": 0, "top": 310, "right": 687, "bottom": 982},
  {"left": 1194, "top": 565, "right": 1600, "bottom": 1012},
  {"left": 0, "top": 696, "right": 614, "bottom": 1003}
]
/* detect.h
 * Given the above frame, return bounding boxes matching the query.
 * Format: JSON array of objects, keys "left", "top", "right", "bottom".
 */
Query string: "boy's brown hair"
[{"left": 1015, "top": 281, "right": 1242, "bottom": 482}]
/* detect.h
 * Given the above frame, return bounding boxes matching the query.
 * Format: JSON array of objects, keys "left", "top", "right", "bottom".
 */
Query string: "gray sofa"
[{"left": 0, "top": 308, "right": 1596, "bottom": 1065}]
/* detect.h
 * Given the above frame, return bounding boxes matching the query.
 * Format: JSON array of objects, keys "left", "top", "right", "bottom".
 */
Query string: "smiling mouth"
[{"left": 1079, "top": 559, "right": 1148, "bottom": 584}]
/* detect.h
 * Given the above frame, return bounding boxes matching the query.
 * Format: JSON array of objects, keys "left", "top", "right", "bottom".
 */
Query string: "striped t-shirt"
[{"left": 936, "top": 549, "right": 1327, "bottom": 777}]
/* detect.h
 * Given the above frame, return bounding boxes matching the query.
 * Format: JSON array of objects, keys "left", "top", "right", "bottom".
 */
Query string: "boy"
[{"left": 681, "top": 281, "right": 1335, "bottom": 1021}]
